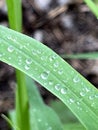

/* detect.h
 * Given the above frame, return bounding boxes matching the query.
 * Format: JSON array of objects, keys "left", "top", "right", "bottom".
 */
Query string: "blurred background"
[{"left": 0, "top": 0, "right": 98, "bottom": 129}]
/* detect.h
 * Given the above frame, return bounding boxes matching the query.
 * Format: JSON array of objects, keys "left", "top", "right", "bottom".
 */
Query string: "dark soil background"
[{"left": 0, "top": 0, "right": 98, "bottom": 129}]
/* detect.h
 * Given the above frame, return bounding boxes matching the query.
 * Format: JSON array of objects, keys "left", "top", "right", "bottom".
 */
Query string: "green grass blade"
[
  {"left": 84, "top": 0, "right": 98, "bottom": 18},
  {"left": 6, "top": 0, "right": 22, "bottom": 32},
  {"left": 0, "top": 26, "right": 98, "bottom": 130},
  {"left": 61, "top": 52, "right": 98, "bottom": 59},
  {"left": 6, "top": 0, "right": 30, "bottom": 130},
  {"left": 1, "top": 114, "right": 20, "bottom": 130},
  {"left": 26, "top": 76, "right": 63, "bottom": 130}
]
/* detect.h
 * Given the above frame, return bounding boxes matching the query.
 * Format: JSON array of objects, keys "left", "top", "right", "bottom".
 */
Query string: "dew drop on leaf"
[
  {"left": 53, "top": 61, "right": 59, "bottom": 67},
  {"left": 80, "top": 91, "right": 85, "bottom": 97},
  {"left": 0, "top": 53, "right": 3, "bottom": 57},
  {"left": 58, "top": 69, "right": 63, "bottom": 75},
  {"left": 49, "top": 80, "right": 53, "bottom": 85},
  {"left": 69, "top": 98, "right": 75, "bottom": 103},
  {"left": 26, "top": 58, "right": 32, "bottom": 64},
  {"left": 55, "top": 84, "right": 60, "bottom": 91},
  {"left": 61, "top": 87, "right": 67, "bottom": 94},
  {"left": 25, "top": 64, "right": 30, "bottom": 70},
  {"left": 41, "top": 71, "right": 49, "bottom": 80},
  {"left": 49, "top": 55, "right": 57, "bottom": 62},
  {"left": 95, "top": 93, "right": 98, "bottom": 98},
  {"left": 73, "top": 75, "right": 80, "bottom": 83},
  {"left": 7, "top": 45, "right": 14, "bottom": 53},
  {"left": 89, "top": 95, "right": 95, "bottom": 100}
]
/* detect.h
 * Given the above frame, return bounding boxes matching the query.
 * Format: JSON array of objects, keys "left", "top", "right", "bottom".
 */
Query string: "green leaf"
[
  {"left": 61, "top": 52, "right": 98, "bottom": 59},
  {"left": 63, "top": 123, "right": 86, "bottom": 130},
  {"left": 0, "top": 25, "right": 98, "bottom": 130},
  {"left": 50, "top": 100, "right": 78, "bottom": 123},
  {"left": 9, "top": 77, "right": 63, "bottom": 130},
  {"left": 26, "top": 76, "right": 63, "bottom": 130}
]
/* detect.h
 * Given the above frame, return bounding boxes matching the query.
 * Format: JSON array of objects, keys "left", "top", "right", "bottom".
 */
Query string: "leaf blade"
[{"left": 0, "top": 25, "right": 98, "bottom": 130}]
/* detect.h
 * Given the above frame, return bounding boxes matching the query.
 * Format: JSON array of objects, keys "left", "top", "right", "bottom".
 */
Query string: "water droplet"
[
  {"left": 55, "top": 84, "right": 60, "bottom": 91},
  {"left": 61, "top": 87, "right": 67, "bottom": 94},
  {"left": 76, "top": 101, "right": 80, "bottom": 105},
  {"left": 25, "top": 65, "right": 30, "bottom": 70},
  {"left": 95, "top": 93, "right": 98, "bottom": 98},
  {"left": 91, "top": 102, "right": 95, "bottom": 107},
  {"left": 53, "top": 62, "right": 59, "bottom": 67},
  {"left": 58, "top": 69, "right": 63, "bottom": 75},
  {"left": 7, "top": 35, "right": 11, "bottom": 40},
  {"left": 41, "top": 71, "right": 49, "bottom": 80},
  {"left": 80, "top": 91, "right": 85, "bottom": 97},
  {"left": 0, "top": 53, "right": 3, "bottom": 57},
  {"left": 49, "top": 80, "right": 53, "bottom": 85},
  {"left": 49, "top": 55, "right": 57, "bottom": 61},
  {"left": 26, "top": 58, "right": 32, "bottom": 64},
  {"left": 32, "top": 50, "right": 37, "bottom": 55},
  {"left": 69, "top": 98, "right": 74, "bottom": 103},
  {"left": 89, "top": 95, "right": 94, "bottom": 100},
  {"left": 41, "top": 56, "right": 46, "bottom": 60},
  {"left": 73, "top": 75, "right": 80, "bottom": 83},
  {"left": 7, "top": 46, "right": 14, "bottom": 53},
  {"left": 84, "top": 87, "right": 90, "bottom": 92}
]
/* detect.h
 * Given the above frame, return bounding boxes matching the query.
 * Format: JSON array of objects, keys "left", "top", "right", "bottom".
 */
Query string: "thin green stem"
[{"left": 6, "top": 0, "right": 30, "bottom": 130}]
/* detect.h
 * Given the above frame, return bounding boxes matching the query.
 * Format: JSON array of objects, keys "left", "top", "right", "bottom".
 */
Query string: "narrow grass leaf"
[
  {"left": 84, "top": 0, "right": 98, "bottom": 18},
  {"left": 0, "top": 26, "right": 98, "bottom": 130},
  {"left": 1, "top": 114, "right": 20, "bottom": 130},
  {"left": 61, "top": 52, "right": 98, "bottom": 59}
]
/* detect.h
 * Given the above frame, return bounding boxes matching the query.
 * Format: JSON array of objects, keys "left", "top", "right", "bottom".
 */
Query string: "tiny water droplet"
[
  {"left": 7, "top": 35, "right": 11, "bottom": 40},
  {"left": 25, "top": 65, "right": 30, "bottom": 70},
  {"left": 58, "top": 69, "right": 63, "bottom": 75},
  {"left": 49, "top": 55, "right": 57, "bottom": 61},
  {"left": 80, "top": 91, "right": 85, "bottom": 97},
  {"left": 41, "top": 71, "right": 49, "bottom": 80},
  {"left": 0, "top": 53, "right": 3, "bottom": 57},
  {"left": 95, "top": 93, "right": 98, "bottom": 98},
  {"left": 49, "top": 80, "right": 53, "bottom": 85},
  {"left": 69, "top": 98, "right": 74, "bottom": 103},
  {"left": 55, "top": 84, "right": 60, "bottom": 91},
  {"left": 26, "top": 58, "right": 32, "bottom": 64},
  {"left": 7, "top": 46, "right": 14, "bottom": 53},
  {"left": 89, "top": 95, "right": 94, "bottom": 100},
  {"left": 53, "top": 62, "right": 59, "bottom": 67},
  {"left": 61, "top": 87, "right": 67, "bottom": 94},
  {"left": 84, "top": 87, "right": 90, "bottom": 92},
  {"left": 73, "top": 75, "right": 80, "bottom": 83},
  {"left": 32, "top": 50, "right": 37, "bottom": 55}
]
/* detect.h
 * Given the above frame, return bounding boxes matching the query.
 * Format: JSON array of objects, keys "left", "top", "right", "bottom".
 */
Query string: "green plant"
[{"left": 0, "top": 0, "right": 98, "bottom": 130}]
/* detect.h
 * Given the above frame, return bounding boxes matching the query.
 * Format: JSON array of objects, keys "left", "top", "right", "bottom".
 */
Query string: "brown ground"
[{"left": 0, "top": 0, "right": 98, "bottom": 129}]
